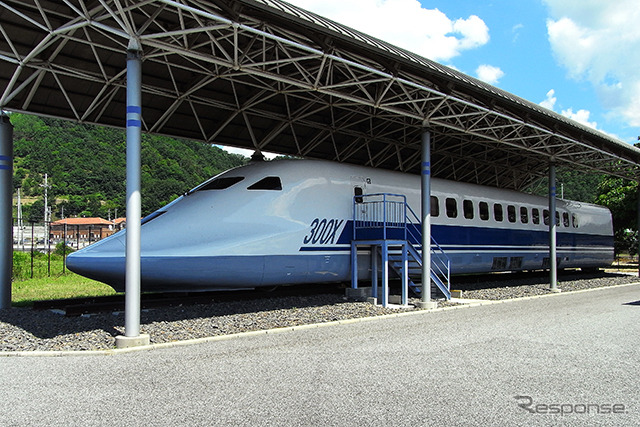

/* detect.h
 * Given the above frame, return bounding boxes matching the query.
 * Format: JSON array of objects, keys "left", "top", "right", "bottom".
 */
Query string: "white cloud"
[
  {"left": 288, "top": 0, "right": 489, "bottom": 62},
  {"left": 475, "top": 65, "right": 504, "bottom": 85},
  {"left": 216, "top": 146, "right": 278, "bottom": 159},
  {"left": 511, "top": 23, "right": 524, "bottom": 42},
  {"left": 560, "top": 108, "right": 597, "bottom": 129},
  {"left": 543, "top": 0, "right": 640, "bottom": 127},
  {"left": 538, "top": 89, "right": 619, "bottom": 137},
  {"left": 540, "top": 89, "right": 557, "bottom": 110}
]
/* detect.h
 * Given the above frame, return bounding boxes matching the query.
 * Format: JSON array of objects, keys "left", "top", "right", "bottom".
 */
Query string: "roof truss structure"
[{"left": 1, "top": 0, "right": 640, "bottom": 190}]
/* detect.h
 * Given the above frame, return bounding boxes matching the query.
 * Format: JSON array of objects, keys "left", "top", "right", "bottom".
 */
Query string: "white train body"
[{"left": 67, "top": 159, "right": 614, "bottom": 292}]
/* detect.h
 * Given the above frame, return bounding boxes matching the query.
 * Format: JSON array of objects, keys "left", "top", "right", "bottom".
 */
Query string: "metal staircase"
[{"left": 350, "top": 193, "right": 451, "bottom": 307}]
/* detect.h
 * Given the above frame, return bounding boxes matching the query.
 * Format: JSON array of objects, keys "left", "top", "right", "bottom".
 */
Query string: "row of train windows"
[{"left": 431, "top": 197, "right": 579, "bottom": 228}]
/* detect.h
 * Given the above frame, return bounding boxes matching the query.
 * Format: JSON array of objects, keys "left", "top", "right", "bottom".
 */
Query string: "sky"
[{"left": 225, "top": 0, "right": 640, "bottom": 156}]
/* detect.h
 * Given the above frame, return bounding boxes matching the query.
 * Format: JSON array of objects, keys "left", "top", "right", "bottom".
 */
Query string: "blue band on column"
[
  {"left": 422, "top": 161, "right": 430, "bottom": 175},
  {"left": 0, "top": 154, "right": 9, "bottom": 169}
]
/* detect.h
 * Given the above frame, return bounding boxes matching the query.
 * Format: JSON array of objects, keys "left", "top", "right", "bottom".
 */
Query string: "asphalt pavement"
[{"left": 1, "top": 284, "right": 639, "bottom": 426}]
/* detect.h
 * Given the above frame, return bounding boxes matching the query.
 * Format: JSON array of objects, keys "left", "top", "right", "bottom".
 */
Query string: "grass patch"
[
  {"left": 10, "top": 250, "right": 117, "bottom": 307},
  {"left": 11, "top": 274, "right": 117, "bottom": 307},
  {"left": 13, "top": 250, "right": 67, "bottom": 280}
]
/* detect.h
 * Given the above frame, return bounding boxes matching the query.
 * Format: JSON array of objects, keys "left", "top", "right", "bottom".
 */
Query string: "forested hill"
[{"left": 10, "top": 113, "right": 248, "bottom": 221}]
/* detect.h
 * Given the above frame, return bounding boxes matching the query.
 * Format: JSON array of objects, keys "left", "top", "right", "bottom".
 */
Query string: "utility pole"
[
  {"left": 40, "top": 173, "right": 51, "bottom": 248},
  {"left": 16, "top": 187, "right": 23, "bottom": 251}
]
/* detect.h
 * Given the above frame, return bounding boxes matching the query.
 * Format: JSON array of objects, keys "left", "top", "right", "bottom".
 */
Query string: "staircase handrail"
[
  {"left": 352, "top": 192, "right": 451, "bottom": 296},
  {"left": 353, "top": 193, "right": 409, "bottom": 241},
  {"left": 403, "top": 203, "right": 451, "bottom": 289}
]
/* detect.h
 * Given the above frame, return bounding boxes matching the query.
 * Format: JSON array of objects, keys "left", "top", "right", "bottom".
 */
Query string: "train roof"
[
  {"left": 1, "top": 0, "right": 640, "bottom": 190},
  {"left": 210, "top": 158, "right": 611, "bottom": 213}
]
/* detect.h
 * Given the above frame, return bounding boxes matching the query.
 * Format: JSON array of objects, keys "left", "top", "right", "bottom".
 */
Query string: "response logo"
[{"left": 514, "top": 395, "right": 627, "bottom": 416}]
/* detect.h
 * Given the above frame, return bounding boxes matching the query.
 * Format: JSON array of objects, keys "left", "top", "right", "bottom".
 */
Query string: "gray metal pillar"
[
  {"left": 0, "top": 113, "right": 13, "bottom": 309},
  {"left": 549, "top": 162, "right": 559, "bottom": 292},
  {"left": 418, "top": 129, "right": 436, "bottom": 309},
  {"left": 125, "top": 48, "right": 142, "bottom": 336},
  {"left": 116, "top": 47, "right": 149, "bottom": 347}
]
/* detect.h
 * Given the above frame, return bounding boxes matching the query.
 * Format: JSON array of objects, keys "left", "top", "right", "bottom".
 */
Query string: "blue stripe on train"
[
  {"left": 328, "top": 220, "right": 613, "bottom": 249},
  {"left": 297, "top": 220, "right": 612, "bottom": 276}
]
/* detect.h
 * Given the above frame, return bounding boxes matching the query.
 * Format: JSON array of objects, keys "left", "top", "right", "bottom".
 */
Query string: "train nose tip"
[
  {"left": 66, "top": 251, "right": 126, "bottom": 288},
  {"left": 66, "top": 237, "right": 126, "bottom": 290}
]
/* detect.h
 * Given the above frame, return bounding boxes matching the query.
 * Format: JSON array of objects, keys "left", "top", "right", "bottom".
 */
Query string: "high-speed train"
[{"left": 66, "top": 159, "right": 614, "bottom": 292}]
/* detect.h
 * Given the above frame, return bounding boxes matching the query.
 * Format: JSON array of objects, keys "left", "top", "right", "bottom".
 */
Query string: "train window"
[
  {"left": 494, "top": 204, "right": 503, "bottom": 222},
  {"left": 572, "top": 214, "right": 579, "bottom": 228},
  {"left": 431, "top": 196, "right": 440, "bottom": 217},
  {"left": 354, "top": 186, "right": 363, "bottom": 203},
  {"left": 196, "top": 176, "right": 244, "bottom": 191},
  {"left": 463, "top": 200, "right": 474, "bottom": 219},
  {"left": 532, "top": 208, "right": 540, "bottom": 225},
  {"left": 479, "top": 202, "right": 489, "bottom": 221},
  {"left": 446, "top": 198, "right": 458, "bottom": 218},
  {"left": 507, "top": 205, "right": 516, "bottom": 223},
  {"left": 556, "top": 211, "right": 560, "bottom": 226},
  {"left": 543, "top": 209, "right": 549, "bottom": 226},
  {"left": 520, "top": 207, "right": 529, "bottom": 224},
  {"left": 248, "top": 176, "right": 282, "bottom": 190},
  {"left": 563, "top": 212, "right": 570, "bottom": 227}
]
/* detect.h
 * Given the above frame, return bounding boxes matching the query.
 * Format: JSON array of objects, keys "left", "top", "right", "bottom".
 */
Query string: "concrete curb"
[{"left": 2, "top": 281, "right": 639, "bottom": 357}]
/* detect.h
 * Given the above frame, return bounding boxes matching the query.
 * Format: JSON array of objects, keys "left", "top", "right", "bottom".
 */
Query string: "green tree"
[
  {"left": 26, "top": 199, "right": 44, "bottom": 222},
  {"left": 527, "top": 168, "right": 604, "bottom": 203},
  {"left": 595, "top": 177, "right": 638, "bottom": 256}
]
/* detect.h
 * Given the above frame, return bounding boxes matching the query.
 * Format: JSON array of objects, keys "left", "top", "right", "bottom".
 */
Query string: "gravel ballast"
[{"left": 1, "top": 272, "right": 638, "bottom": 352}]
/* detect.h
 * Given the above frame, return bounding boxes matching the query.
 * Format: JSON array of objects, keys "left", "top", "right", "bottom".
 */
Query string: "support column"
[
  {"left": 0, "top": 113, "right": 13, "bottom": 309},
  {"left": 417, "top": 129, "right": 437, "bottom": 309},
  {"left": 401, "top": 243, "right": 408, "bottom": 306},
  {"left": 549, "top": 162, "right": 560, "bottom": 292},
  {"left": 371, "top": 246, "right": 378, "bottom": 298},
  {"left": 116, "top": 47, "right": 149, "bottom": 348},
  {"left": 381, "top": 241, "right": 388, "bottom": 307},
  {"left": 350, "top": 241, "right": 357, "bottom": 288}
]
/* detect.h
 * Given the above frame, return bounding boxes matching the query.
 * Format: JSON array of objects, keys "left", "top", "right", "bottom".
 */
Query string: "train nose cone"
[{"left": 66, "top": 235, "right": 126, "bottom": 291}]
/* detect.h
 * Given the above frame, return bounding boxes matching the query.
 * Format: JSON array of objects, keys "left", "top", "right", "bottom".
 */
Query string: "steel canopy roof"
[{"left": 1, "top": 0, "right": 639, "bottom": 190}]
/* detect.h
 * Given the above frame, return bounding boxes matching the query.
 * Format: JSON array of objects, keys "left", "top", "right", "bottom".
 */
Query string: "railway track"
[
  {"left": 31, "top": 269, "right": 626, "bottom": 317},
  {"left": 32, "top": 283, "right": 346, "bottom": 316}
]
